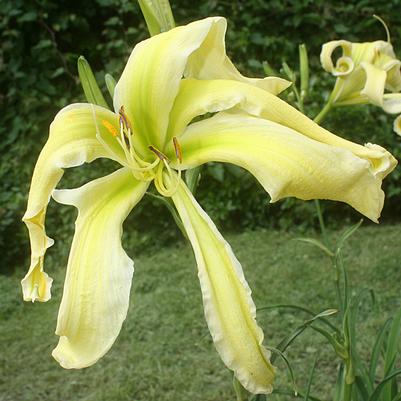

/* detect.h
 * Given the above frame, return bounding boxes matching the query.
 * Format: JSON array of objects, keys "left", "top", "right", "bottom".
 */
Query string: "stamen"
[
  {"left": 118, "top": 105, "right": 131, "bottom": 131},
  {"left": 173, "top": 137, "right": 183, "bottom": 163},
  {"left": 148, "top": 145, "right": 169, "bottom": 161},
  {"left": 101, "top": 119, "right": 119, "bottom": 137},
  {"left": 153, "top": 160, "right": 181, "bottom": 197}
]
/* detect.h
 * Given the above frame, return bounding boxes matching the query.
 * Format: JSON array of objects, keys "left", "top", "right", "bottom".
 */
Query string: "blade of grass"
[
  {"left": 370, "top": 318, "right": 392, "bottom": 381},
  {"left": 258, "top": 304, "right": 339, "bottom": 332},
  {"left": 368, "top": 369, "right": 401, "bottom": 401},
  {"left": 304, "top": 357, "right": 318, "bottom": 401}
]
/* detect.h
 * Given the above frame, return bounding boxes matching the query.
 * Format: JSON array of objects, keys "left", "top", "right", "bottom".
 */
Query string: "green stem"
[
  {"left": 232, "top": 376, "right": 249, "bottom": 401},
  {"left": 313, "top": 101, "right": 333, "bottom": 125},
  {"left": 313, "top": 199, "right": 329, "bottom": 247}
]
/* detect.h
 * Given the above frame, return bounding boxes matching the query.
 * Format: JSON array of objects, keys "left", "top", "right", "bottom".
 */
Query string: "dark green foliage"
[{"left": 1, "top": 0, "right": 400, "bottom": 274}]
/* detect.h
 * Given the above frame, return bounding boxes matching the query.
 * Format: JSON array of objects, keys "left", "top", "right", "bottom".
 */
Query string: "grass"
[{"left": 0, "top": 222, "right": 400, "bottom": 401}]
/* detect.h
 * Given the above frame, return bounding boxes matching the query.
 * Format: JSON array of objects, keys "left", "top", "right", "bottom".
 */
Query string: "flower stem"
[
  {"left": 313, "top": 101, "right": 332, "bottom": 125},
  {"left": 313, "top": 199, "right": 329, "bottom": 248},
  {"left": 311, "top": 102, "right": 333, "bottom": 246}
]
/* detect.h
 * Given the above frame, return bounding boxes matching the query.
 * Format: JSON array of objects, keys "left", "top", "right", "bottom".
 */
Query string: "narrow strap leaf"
[
  {"left": 368, "top": 369, "right": 401, "bottom": 401},
  {"left": 272, "top": 388, "right": 324, "bottom": 401},
  {"left": 370, "top": 318, "right": 392, "bottom": 381},
  {"left": 258, "top": 304, "right": 339, "bottom": 332},
  {"left": 77, "top": 56, "right": 109, "bottom": 109},
  {"left": 266, "top": 347, "right": 297, "bottom": 396},
  {"left": 335, "top": 219, "right": 363, "bottom": 253},
  {"left": 105, "top": 73, "right": 116, "bottom": 99},
  {"left": 304, "top": 357, "right": 317, "bottom": 401},
  {"left": 137, "top": 0, "right": 175, "bottom": 36},
  {"left": 293, "top": 237, "right": 334, "bottom": 257}
]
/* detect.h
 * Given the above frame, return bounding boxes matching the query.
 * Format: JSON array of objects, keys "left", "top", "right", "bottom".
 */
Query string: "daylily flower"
[
  {"left": 394, "top": 115, "right": 401, "bottom": 136},
  {"left": 22, "top": 17, "right": 396, "bottom": 394},
  {"left": 320, "top": 38, "right": 401, "bottom": 114}
]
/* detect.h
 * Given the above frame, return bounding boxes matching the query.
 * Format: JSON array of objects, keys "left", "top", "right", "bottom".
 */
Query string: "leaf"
[
  {"left": 368, "top": 369, "right": 401, "bottom": 401},
  {"left": 77, "top": 56, "right": 109, "bottom": 109},
  {"left": 258, "top": 304, "right": 339, "bottom": 332},
  {"left": 266, "top": 346, "right": 297, "bottom": 395},
  {"left": 304, "top": 357, "right": 317, "bottom": 401},
  {"left": 293, "top": 237, "right": 334, "bottom": 257},
  {"left": 384, "top": 307, "right": 401, "bottom": 375},
  {"left": 369, "top": 318, "right": 392, "bottom": 381},
  {"left": 272, "top": 309, "right": 339, "bottom": 364},
  {"left": 336, "top": 219, "right": 363, "bottom": 254},
  {"left": 272, "top": 388, "right": 323, "bottom": 401}
]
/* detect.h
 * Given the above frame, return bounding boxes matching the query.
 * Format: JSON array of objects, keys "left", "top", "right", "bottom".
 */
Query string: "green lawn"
[{"left": 1, "top": 223, "right": 400, "bottom": 401}]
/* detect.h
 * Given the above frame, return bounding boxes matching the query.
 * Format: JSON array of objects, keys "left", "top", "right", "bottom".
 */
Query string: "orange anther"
[{"left": 101, "top": 120, "right": 118, "bottom": 137}]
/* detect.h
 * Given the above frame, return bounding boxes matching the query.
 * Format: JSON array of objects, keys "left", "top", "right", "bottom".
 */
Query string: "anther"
[
  {"left": 148, "top": 145, "right": 169, "bottom": 161},
  {"left": 101, "top": 120, "right": 119, "bottom": 137},
  {"left": 173, "top": 137, "right": 182, "bottom": 163},
  {"left": 118, "top": 105, "right": 131, "bottom": 131}
]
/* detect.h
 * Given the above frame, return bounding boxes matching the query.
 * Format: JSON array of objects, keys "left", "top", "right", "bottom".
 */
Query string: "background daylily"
[
  {"left": 394, "top": 114, "right": 401, "bottom": 136},
  {"left": 21, "top": 16, "right": 396, "bottom": 394},
  {"left": 320, "top": 37, "right": 401, "bottom": 114}
]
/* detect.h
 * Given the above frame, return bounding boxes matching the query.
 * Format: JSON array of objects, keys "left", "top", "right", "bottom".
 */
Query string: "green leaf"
[
  {"left": 354, "top": 375, "right": 370, "bottom": 401},
  {"left": 336, "top": 219, "right": 363, "bottom": 254},
  {"left": 299, "top": 43, "right": 309, "bottom": 100},
  {"left": 232, "top": 376, "right": 249, "bottom": 401},
  {"left": 293, "top": 237, "right": 334, "bottom": 257},
  {"left": 369, "top": 318, "right": 392, "bottom": 381},
  {"left": 267, "top": 346, "right": 297, "bottom": 395},
  {"left": 310, "top": 325, "right": 348, "bottom": 359},
  {"left": 105, "top": 73, "right": 116, "bottom": 99},
  {"left": 282, "top": 61, "right": 296, "bottom": 83},
  {"left": 258, "top": 304, "right": 339, "bottom": 332},
  {"left": 262, "top": 61, "right": 278, "bottom": 77},
  {"left": 382, "top": 307, "right": 401, "bottom": 401},
  {"left": 77, "top": 56, "right": 109, "bottom": 109},
  {"left": 272, "top": 388, "right": 323, "bottom": 401},
  {"left": 137, "top": 0, "right": 175, "bottom": 36},
  {"left": 384, "top": 307, "right": 401, "bottom": 375},
  {"left": 333, "top": 364, "right": 345, "bottom": 401},
  {"left": 272, "top": 309, "right": 339, "bottom": 364},
  {"left": 368, "top": 369, "right": 401, "bottom": 401},
  {"left": 304, "top": 357, "right": 317, "bottom": 401}
]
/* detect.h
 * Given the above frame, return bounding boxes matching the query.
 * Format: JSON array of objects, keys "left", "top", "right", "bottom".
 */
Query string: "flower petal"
[
  {"left": 114, "top": 17, "right": 290, "bottom": 154},
  {"left": 394, "top": 115, "right": 401, "bottom": 136},
  {"left": 51, "top": 168, "right": 148, "bottom": 369},
  {"left": 184, "top": 17, "right": 290, "bottom": 94},
  {"left": 383, "top": 94, "right": 401, "bottom": 114},
  {"left": 360, "top": 62, "right": 387, "bottom": 107},
  {"left": 171, "top": 112, "right": 392, "bottom": 222},
  {"left": 320, "top": 40, "right": 352, "bottom": 75},
  {"left": 114, "top": 17, "right": 219, "bottom": 153},
  {"left": 167, "top": 78, "right": 396, "bottom": 179},
  {"left": 21, "top": 103, "right": 119, "bottom": 302},
  {"left": 171, "top": 179, "right": 274, "bottom": 394}
]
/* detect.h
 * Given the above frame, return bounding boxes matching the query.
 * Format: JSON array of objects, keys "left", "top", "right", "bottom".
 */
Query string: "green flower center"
[{"left": 109, "top": 106, "right": 182, "bottom": 196}]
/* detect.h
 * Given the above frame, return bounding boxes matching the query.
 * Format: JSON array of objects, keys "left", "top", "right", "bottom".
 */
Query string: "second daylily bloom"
[
  {"left": 320, "top": 36, "right": 401, "bottom": 114},
  {"left": 394, "top": 114, "right": 401, "bottom": 136},
  {"left": 22, "top": 17, "right": 396, "bottom": 394}
]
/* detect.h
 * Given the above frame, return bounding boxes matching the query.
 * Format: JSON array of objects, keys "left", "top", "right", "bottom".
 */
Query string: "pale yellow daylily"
[
  {"left": 320, "top": 38, "right": 401, "bottom": 114},
  {"left": 22, "top": 16, "right": 396, "bottom": 394},
  {"left": 394, "top": 115, "right": 401, "bottom": 136}
]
